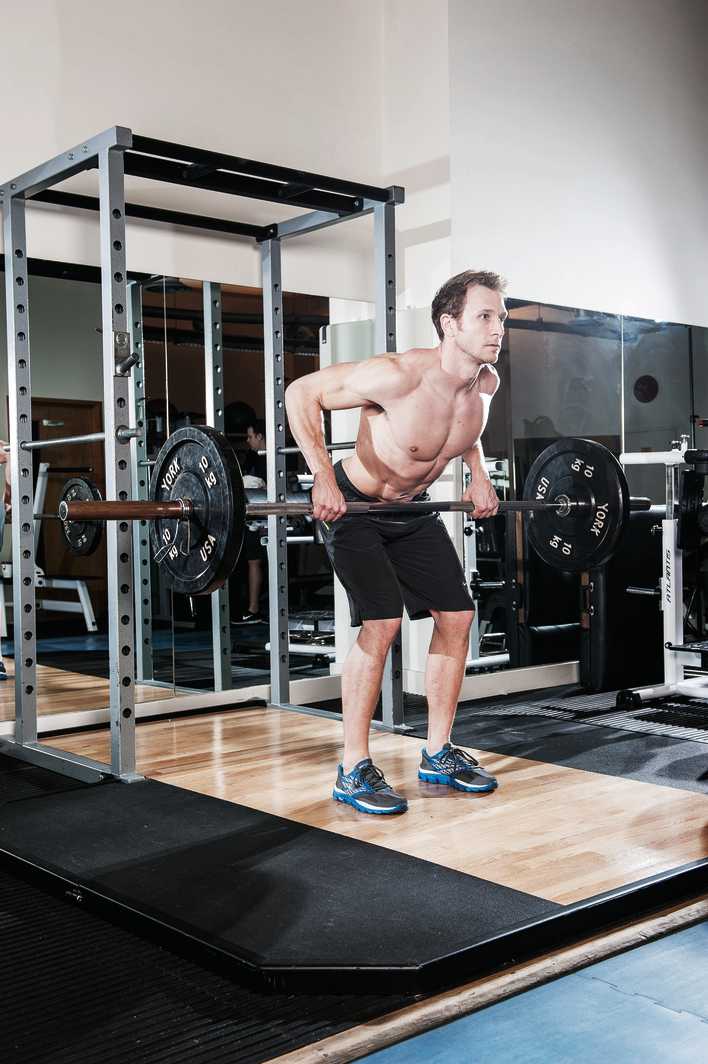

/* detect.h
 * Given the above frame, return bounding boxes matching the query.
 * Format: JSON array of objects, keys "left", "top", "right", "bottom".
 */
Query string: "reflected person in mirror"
[
  {"left": 235, "top": 420, "right": 268, "bottom": 624},
  {"left": 285, "top": 270, "right": 506, "bottom": 814}
]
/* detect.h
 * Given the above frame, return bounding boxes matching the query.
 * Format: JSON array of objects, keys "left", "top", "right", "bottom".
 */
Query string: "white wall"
[
  {"left": 382, "top": 0, "right": 452, "bottom": 310},
  {"left": 0, "top": 275, "right": 103, "bottom": 437},
  {"left": 449, "top": 0, "right": 708, "bottom": 325},
  {"left": 1, "top": 0, "right": 385, "bottom": 300},
  {"left": 1, "top": 1, "right": 452, "bottom": 310}
]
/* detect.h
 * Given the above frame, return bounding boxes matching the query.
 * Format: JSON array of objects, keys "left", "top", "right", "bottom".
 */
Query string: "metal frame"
[
  {"left": 619, "top": 441, "right": 708, "bottom": 702},
  {"left": 129, "top": 280, "right": 154, "bottom": 682},
  {"left": 203, "top": 282, "right": 232, "bottom": 691},
  {"left": 262, "top": 240, "right": 290, "bottom": 705},
  {"left": 373, "top": 201, "right": 404, "bottom": 728},
  {"left": 1, "top": 126, "right": 403, "bottom": 780}
]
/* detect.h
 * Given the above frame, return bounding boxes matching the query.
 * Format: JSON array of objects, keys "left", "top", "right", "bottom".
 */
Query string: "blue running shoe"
[
  {"left": 419, "top": 743, "right": 497, "bottom": 793},
  {"left": 333, "top": 759, "right": 408, "bottom": 814}
]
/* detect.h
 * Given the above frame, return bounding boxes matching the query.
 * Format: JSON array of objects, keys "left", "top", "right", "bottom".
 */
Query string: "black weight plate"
[
  {"left": 524, "top": 438, "right": 628, "bottom": 572},
  {"left": 149, "top": 425, "right": 246, "bottom": 596},
  {"left": 59, "top": 477, "right": 104, "bottom": 557}
]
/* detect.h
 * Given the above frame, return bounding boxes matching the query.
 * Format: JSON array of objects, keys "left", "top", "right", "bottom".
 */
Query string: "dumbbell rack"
[{"left": 619, "top": 439, "right": 708, "bottom": 705}]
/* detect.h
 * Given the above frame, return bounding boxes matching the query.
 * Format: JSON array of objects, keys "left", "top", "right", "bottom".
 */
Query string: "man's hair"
[
  {"left": 248, "top": 418, "right": 266, "bottom": 438},
  {"left": 431, "top": 270, "right": 507, "bottom": 341}
]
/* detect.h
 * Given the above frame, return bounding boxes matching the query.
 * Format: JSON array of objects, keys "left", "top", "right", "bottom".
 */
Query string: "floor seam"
[{"left": 577, "top": 974, "right": 708, "bottom": 1024}]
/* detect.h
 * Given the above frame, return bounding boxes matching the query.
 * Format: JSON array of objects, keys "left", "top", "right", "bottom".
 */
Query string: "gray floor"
[{"left": 363, "top": 921, "right": 708, "bottom": 1063}]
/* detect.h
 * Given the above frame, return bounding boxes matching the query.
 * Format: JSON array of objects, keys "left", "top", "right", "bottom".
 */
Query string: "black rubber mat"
[
  {"left": 0, "top": 863, "right": 412, "bottom": 1064},
  {"left": 637, "top": 702, "right": 708, "bottom": 729},
  {"left": 0, "top": 774, "right": 557, "bottom": 981},
  {"left": 0, "top": 753, "right": 87, "bottom": 804},
  {"left": 403, "top": 691, "right": 708, "bottom": 793}
]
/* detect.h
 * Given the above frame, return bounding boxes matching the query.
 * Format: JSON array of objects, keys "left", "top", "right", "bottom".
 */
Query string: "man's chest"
[{"left": 379, "top": 388, "right": 484, "bottom": 461}]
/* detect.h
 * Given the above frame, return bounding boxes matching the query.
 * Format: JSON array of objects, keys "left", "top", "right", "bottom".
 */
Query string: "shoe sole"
[
  {"left": 418, "top": 769, "right": 497, "bottom": 793},
  {"left": 332, "top": 789, "right": 408, "bottom": 814}
]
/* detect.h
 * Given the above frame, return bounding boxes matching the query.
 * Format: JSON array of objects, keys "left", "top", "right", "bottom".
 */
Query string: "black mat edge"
[
  {"left": 0, "top": 846, "right": 267, "bottom": 991},
  {"left": 3, "top": 838, "right": 707, "bottom": 995},
  {"left": 416, "top": 857, "right": 708, "bottom": 991}
]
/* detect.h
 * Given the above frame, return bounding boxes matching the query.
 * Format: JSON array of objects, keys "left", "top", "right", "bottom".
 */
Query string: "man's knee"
[
  {"left": 430, "top": 609, "right": 474, "bottom": 638},
  {"left": 359, "top": 616, "right": 402, "bottom": 652}
]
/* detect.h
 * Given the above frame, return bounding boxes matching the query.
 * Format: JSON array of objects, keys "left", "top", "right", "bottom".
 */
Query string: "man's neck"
[{"left": 437, "top": 341, "right": 483, "bottom": 391}]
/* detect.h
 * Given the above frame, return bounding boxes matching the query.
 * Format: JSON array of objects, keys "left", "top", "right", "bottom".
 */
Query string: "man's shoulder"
[
  {"left": 478, "top": 364, "right": 500, "bottom": 396},
  {"left": 394, "top": 345, "right": 438, "bottom": 372}
]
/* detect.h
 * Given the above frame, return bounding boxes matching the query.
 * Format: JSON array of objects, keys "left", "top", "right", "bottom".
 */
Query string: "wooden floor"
[
  {"left": 0, "top": 664, "right": 168, "bottom": 722},
  {"left": 55, "top": 704, "right": 708, "bottom": 906}
]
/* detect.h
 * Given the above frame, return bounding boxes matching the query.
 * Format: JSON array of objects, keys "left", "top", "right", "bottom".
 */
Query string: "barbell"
[{"left": 54, "top": 425, "right": 651, "bottom": 596}]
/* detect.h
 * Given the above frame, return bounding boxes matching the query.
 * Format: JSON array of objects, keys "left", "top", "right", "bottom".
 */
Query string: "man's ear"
[{"left": 440, "top": 313, "right": 455, "bottom": 338}]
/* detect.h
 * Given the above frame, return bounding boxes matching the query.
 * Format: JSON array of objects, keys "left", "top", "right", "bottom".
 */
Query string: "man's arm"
[
  {"left": 285, "top": 356, "right": 410, "bottom": 520},
  {"left": 461, "top": 370, "right": 500, "bottom": 518},
  {"left": 461, "top": 439, "right": 499, "bottom": 519},
  {"left": 285, "top": 356, "right": 408, "bottom": 474}
]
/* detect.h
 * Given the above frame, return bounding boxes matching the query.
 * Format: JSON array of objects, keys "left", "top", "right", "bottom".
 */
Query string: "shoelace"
[
  {"left": 360, "top": 763, "right": 390, "bottom": 792},
  {"left": 442, "top": 745, "right": 480, "bottom": 769}
]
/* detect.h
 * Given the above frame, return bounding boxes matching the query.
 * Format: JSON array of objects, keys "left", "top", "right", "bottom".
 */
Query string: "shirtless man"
[{"left": 285, "top": 270, "right": 506, "bottom": 814}]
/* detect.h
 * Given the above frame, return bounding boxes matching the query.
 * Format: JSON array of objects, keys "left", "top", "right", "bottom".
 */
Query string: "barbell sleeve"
[{"left": 59, "top": 499, "right": 194, "bottom": 521}]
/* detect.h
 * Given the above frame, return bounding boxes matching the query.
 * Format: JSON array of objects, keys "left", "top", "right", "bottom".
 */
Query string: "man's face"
[
  {"left": 246, "top": 427, "right": 264, "bottom": 451},
  {"left": 444, "top": 285, "right": 507, "bottom": 364}
]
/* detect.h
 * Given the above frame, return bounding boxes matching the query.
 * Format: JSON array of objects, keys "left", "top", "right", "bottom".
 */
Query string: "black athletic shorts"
[
  {"left": 242, "top": 527, "right": 265, "bottom": 562},
  {"left": 319, "top": 461, "right": 474, "bottom": 626}
]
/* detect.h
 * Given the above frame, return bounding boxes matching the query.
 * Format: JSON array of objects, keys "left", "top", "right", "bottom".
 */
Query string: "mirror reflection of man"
[{"left": 236, "top": 420, "right": 267, "bottom": 623}]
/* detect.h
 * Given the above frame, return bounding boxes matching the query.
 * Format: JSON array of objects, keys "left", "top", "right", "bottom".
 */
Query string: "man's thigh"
[
  {"left": 384, "top": 514, "right": 474, "bottom": 620},
  {"left": 320, "top": 516, "right": 403, "bottom": 625}
]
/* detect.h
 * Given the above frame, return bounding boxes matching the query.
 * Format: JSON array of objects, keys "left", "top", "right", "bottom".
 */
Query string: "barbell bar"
[
  {"left": 2, "top": 427, "right": 140, "bottom": 452},
  {"left": 51, "top": 425, "right": 652, "bottom": 596},
  {"left": 256, "top": 441, "right": 357, "bottom": 456},
  {"left": 60, "top": 495, "right": 584, "bottom": 522}
]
